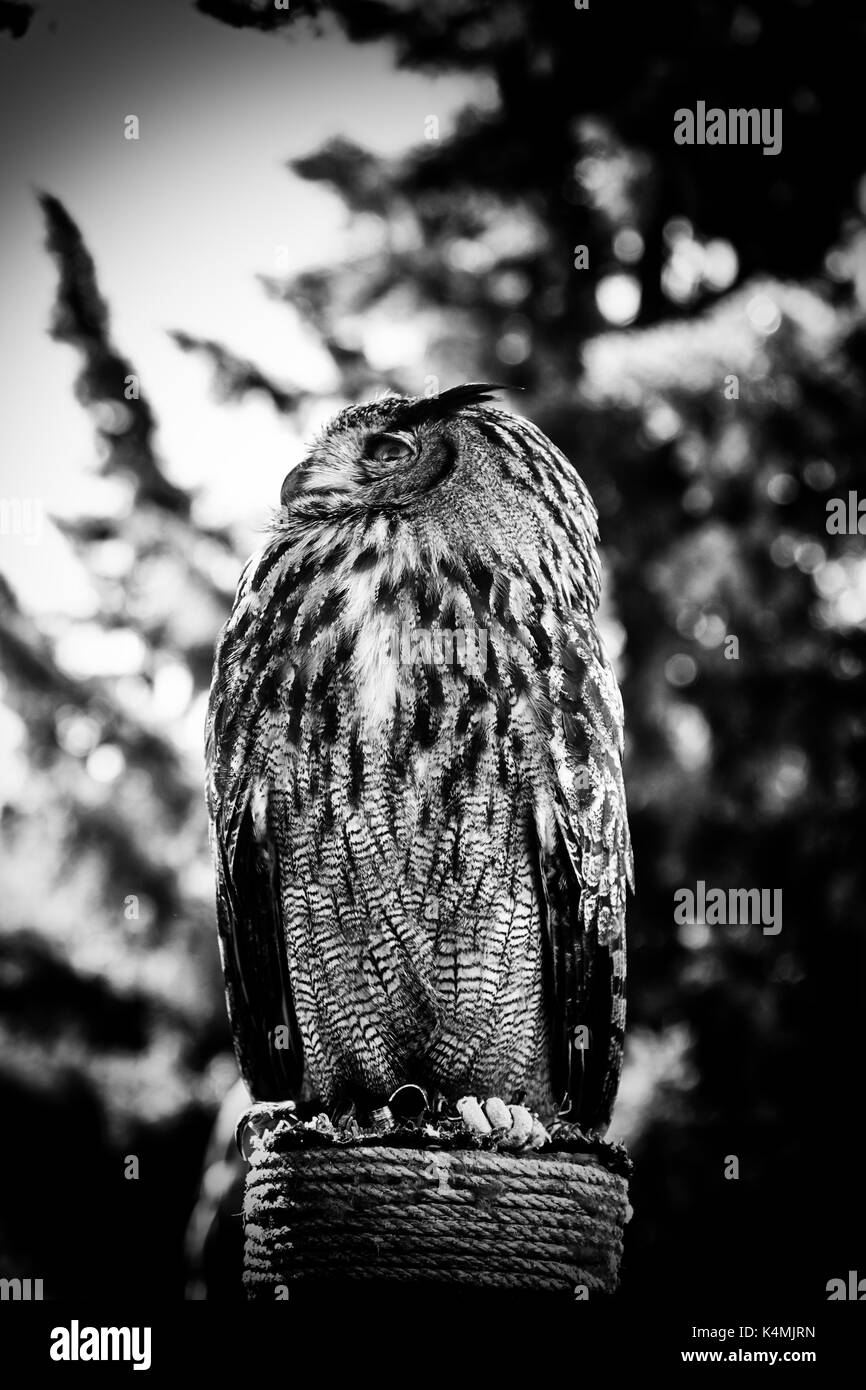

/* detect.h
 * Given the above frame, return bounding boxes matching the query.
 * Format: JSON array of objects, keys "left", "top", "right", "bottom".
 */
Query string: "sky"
[{"left": 0, "top": 0, "right": 480, "bottom": 612}]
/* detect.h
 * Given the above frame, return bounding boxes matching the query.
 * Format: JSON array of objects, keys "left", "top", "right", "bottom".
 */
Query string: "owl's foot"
[{"left": 456, "top": 1095, "right": 551, "bottom": 1150}]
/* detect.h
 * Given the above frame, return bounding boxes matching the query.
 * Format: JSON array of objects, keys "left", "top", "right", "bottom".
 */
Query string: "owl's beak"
[
  {"left": 281, "top": 457, "right": 356, "bottom": 504},
  {"left": 280, "top": 466, "right": 306, "bottom": 507}
]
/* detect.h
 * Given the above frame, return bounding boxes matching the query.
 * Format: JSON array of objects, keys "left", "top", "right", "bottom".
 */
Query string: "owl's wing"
[
  {"left": 535, "top": 630, "right": 633, "bottom": 1135},
  {"left": 205, "top": 577, "right": 306, "bottom": 1104},
  {"left": 208, "top": 801, "right": 305, "bottom": 1101}
]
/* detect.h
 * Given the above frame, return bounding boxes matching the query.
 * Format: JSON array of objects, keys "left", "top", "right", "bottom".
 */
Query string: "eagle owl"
[{"left": 205, "top": 385, "right": 632, "bottom": 1136}]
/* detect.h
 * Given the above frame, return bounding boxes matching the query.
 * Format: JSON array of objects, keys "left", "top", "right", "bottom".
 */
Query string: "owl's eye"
[{"left": 365, "top": 432, "right": 415, "bottom": 465}]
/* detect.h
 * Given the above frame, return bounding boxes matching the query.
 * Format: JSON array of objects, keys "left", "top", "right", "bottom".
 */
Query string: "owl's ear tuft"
[
  {"left": 393, "top": 382, "right": 516, "bottom": 430},
  {"left": 434, "top": 382, "right": 512, "bottom": 412}
]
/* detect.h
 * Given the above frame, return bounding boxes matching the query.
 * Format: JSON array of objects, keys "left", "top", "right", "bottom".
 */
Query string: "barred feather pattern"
[{"left": 206, "top": 388, "right": 632, "bottom": 1134}]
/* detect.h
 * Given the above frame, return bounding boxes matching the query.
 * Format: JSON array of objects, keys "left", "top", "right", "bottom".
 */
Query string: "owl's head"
[
  {"left": 275, "top": 383, "right": 599, "bottom": 610},
  {"left": 279, "top": 383, "right": 510, "bottom": 513}
]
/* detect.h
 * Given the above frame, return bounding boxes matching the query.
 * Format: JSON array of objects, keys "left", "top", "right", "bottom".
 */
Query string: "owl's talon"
[
  {"left": 482, "top": 1096, "right": 512, "bottom": 1131},
  {"left": 388, "top": 1084, "right": 429, "bottom": 1121},
  {"left": 462, "top": 1096, "right": 550, "bottom": 1151},
  {"left": 456, "top": 1095, "right": 492, "bottom": 1135},
  {"left": 503, "top": 1104, "right": 535, "bottom": 1148},
  {"left": 529, "top": 1117, "right": 552, "bottom": 1149}
]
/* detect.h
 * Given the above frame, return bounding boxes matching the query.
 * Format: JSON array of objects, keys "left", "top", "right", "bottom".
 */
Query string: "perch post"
[{"left": 238, "top": 1103, "right": 631, "bottom": 1295}]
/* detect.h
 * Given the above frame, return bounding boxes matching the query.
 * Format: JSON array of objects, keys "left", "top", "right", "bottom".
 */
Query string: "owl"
[{"left": 205, "top": 384, "right": 632, "bottom": 1136}]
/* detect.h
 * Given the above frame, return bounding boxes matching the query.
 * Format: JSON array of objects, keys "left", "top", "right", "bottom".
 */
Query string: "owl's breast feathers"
[{"left": 206, "top": 414, "right": 631, "bottom": 1129}]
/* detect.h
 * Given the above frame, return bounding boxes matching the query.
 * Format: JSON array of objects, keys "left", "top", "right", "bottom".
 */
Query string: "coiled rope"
[{"left": 239, "top": 1108, "right": 631, "bottom": 1295}]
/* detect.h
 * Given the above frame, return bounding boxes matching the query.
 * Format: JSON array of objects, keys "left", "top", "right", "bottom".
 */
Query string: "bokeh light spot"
[
  {"left": 746, "top": 293, "right": 782, "bottom": 334},
  {"left": 596, "top": 273, "right": 641, "bottom": 326},
  {"left": 664, "top": 653, "right": 698, "bottom": 687},
  {"left": 767, "top": 473, "right": 798, "bottom": 503},
  {"left": 613, "top": 227, "right": 644, "bottom": 264},
  {"left": 702, "top": 239, "right": 739, "bottom": 291},
  {"left": 803, "top": 459, "right": 835, "bottom": 490},
  {"left": 86, "top": 743, "right": 126, "bottom": 783}
]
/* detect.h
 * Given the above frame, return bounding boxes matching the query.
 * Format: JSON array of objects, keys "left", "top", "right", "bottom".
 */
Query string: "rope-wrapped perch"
[{"left": 239, "top": 1105, "right": 632, "bottom": 1295}]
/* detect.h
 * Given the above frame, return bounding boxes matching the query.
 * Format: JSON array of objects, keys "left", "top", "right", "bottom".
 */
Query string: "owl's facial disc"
[
  {"left": 278, "top": 387, "right": 507, "bottom": 512},
  {"left": 280, "top": 427, "right": 456, "bottom": 514},
  {"left": 279, "top": 428, "right": 421, "bottom": 508}
]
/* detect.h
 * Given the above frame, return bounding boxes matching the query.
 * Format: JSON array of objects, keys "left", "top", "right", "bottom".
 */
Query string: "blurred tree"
[
  {"left": 198, "top": 0, "right": 866, "bottom": 323},
  {"left": 0, "top": 198, "right": 242, "bottom": 1297}
]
